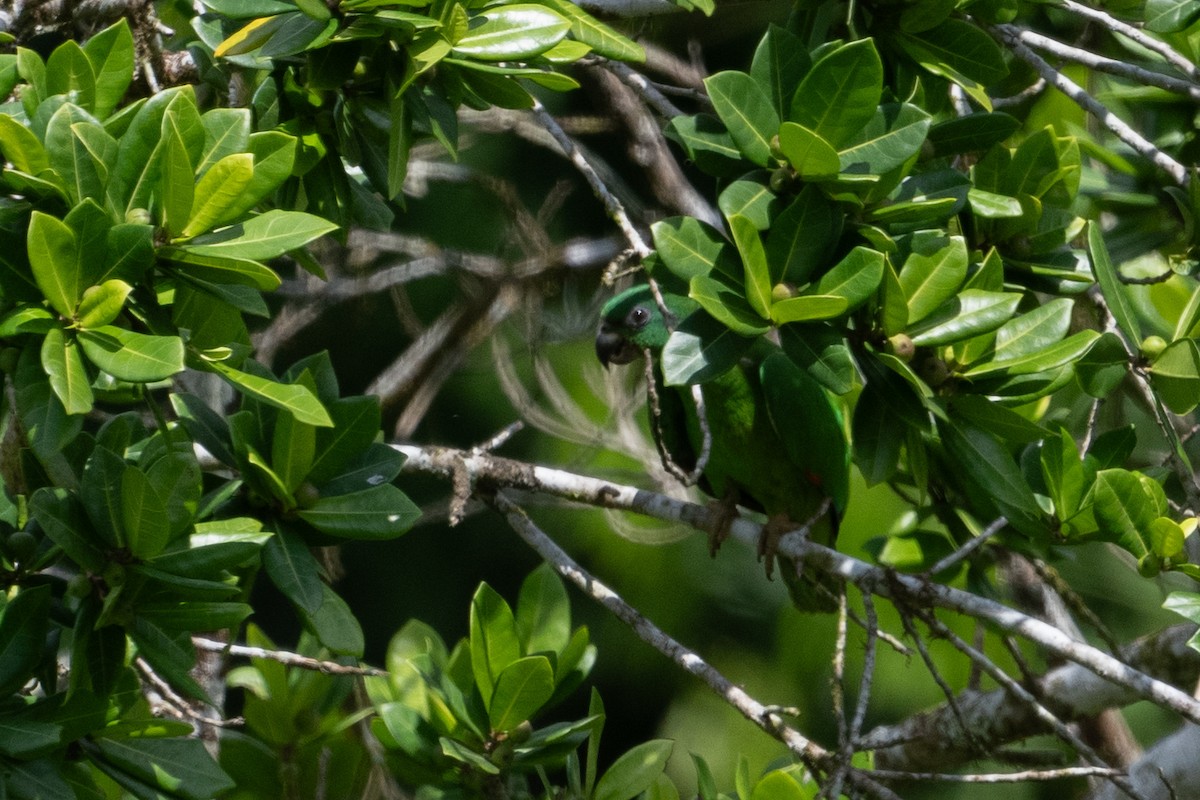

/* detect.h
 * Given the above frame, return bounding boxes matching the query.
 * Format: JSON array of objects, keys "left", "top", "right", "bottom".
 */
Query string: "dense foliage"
[{"left": 1, "top": 0, "right": 1200, "bottom": 797}]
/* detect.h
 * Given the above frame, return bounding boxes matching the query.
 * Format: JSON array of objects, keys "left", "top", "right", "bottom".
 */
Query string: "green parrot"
[{"left": 595, "top": 284, "right": 850, "bottom": 611}]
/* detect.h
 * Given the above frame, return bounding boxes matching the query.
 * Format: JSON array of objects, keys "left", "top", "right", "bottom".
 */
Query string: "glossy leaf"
[
  {"left": 82, "top": 19, "right": 135, "bottom": 119},
  {"left": 777, "top": 122, "right": 839, "bottom": 179},
  {"left": 940, "top": 418, "right": 1045, "bottom": 538},
  {"left": 908, "top": 290, "right": 1020, "bottom": 347},
  {"left": 0, "top": 586, "right": 50, "bottom": 697},
  {"left": 750, "top": 25, "right": 811, "bottom": 118},
  {"left": 262, "top": 528, "right": 324, "bottom": 614},
  {"left": 76, "top": 280, "right": 132, "bottom": 329},
  {"left": 91, "top": 737, "right": 234, "bottom": 799},
  {"left": 31, "top": 488, "right": 104, "bottom": 570},
  {"left": 662, "top": 311, "right": 752, "bottom": 385},
  {"left": 470, "top": 583, "right": 522, "bottom": 706},
  {"left": 789, "top": 39, "right": 882, "bottom": 148},
  {"left": 1092, "top": 469, "right": 1162, "bottom": 558},
  {"left": 160, "top": 246, "right": 281, "bottom": 291},
  {"left": 489, "top": 656, "right": 554, "bottom": 731},
  {"left": 452, "top": 6, "right": 570, "bottom": 61},
  {"left": 718, "top": 180, "right": 776, "bottom": 230},
  {"left": 991, "top": 298, "right": 1073, "bottom": 362},
  {"left": 765, "top": 185, "right": 839, "bottom": 284},
  {"left": 898, "top": 232, "right": 968, "bottom": 324},
  {"left": 206, "top": 360, "right": 332, "bottom": 426},
  {"left": 769, "top": 294, "right": 848, "bottom": 324},
  {"left": 296, "top": 484, "right": 420, "bottom": 539},
  {"left": 1149, "top": 338, "right": 1200, "bottom": 414},
  {"left": 594, "top": 740, "right": 675, "bottom": 800},
  {"left": 41, "top": 326, "right": 93, "bottom": 415},
  {"left": 529, "top": 0, "right": 644, "bottom": 60},
  {"left": 122, "top": 464, "right": 170, "bottom": 558},
  {"left": 28, "top": 211, "right": 80, "bottom": 317},
  {"left": 183, "top": 210, "right": 338, "bottom": 261},
  {"left": 730, "top": 214, "right": 771, "bottom": 318},
  {"left": 46, "top": 40, "right": 96, "bottom": 111},
  {"left": 515, "top": 564, "right": 570, "bottom": 655},
  {"left": 78, "top": 326, "right": 185, "bottom": 382},
  {"left": 812, "top": 246, "right": 884, "bottom": 311},
  {"left": 651, "top": 217, "right": 732, "bottom": 280},
  {"left": 928, "top": 112, "right": 1019, "bottom": 157},
  {"left": 838, "top": 103, "right": 931, "bottom": 175},
  {"left": 779, "top": 323, "right": 854, "bottom": 395},
  {"left": 705, "top": 71, "right": 779, "bottom": 166}
]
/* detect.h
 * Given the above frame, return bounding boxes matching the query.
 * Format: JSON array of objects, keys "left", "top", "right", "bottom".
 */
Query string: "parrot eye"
[{"left": 627, "top": 306, "right": 651, "bottom": 328}]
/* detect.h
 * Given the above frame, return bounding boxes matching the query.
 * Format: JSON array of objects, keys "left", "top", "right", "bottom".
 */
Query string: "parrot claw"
[
  {"left": 759, "top": 514, "right": 800, "bottom": 581},
  {"left": 705, "top": 492, "right": 740, "bottom": 557}
]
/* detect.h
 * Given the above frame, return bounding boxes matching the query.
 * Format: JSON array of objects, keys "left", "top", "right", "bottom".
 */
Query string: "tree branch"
[{"left": 393, "top": 444, "right": 1200, "bottom": 728}]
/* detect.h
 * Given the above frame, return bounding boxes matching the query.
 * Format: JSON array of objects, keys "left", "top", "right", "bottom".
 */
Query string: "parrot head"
[{"left": 595, "top": 285, "right": 697, "bottom": 366}]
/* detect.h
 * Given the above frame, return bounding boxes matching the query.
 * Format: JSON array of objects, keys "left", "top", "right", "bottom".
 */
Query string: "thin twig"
[
  {"left": 1000, "top": 25, "right": 1200, "bottom": 100},
  {"left": 1060, "top": 0, "right": 1200, "bottom": 81},
  {"left": 531, "top": 98, "right": 652, "bottom": 259},
  {"left": 926, "top": 517, "right": 1007, "bottom": 576},
  {"left": 590, "top": 57, "right": 687, "bottom": 118},
  {"left": 983, "top": 21, "right": 1190, "bottom": 187},
  {"left": 192, "top": 637, "right": 388, "bottom": 677},
  {"left": 136, "top": 657, "right": 244, "bottom": 728},
  {"left": 864, "top": 766, "right": 1124, "bottom": 783},
  {"left": 489, "top": 491, "right": 904, "bottom": 800},
  {"left": 915, "top": 610, "right": 1145, "bottom": 800}
]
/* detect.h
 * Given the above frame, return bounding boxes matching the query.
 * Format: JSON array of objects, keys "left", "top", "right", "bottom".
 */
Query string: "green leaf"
[
  {"left": 898, "top": 20, "right": 1007, "bottom": 105},
  {"left": 0, "top": 585, "right": 50, "bottom": 696},
  {"left": 1092, "top": 469, "right": 1162, "bottom": 558},
  {"left": 968, "top": 188, "right": 1024, "bottom": 218},
  {"left": 515, "top": 563, "right": 570, "bottom": 655},
  {"left": 940, "top": 417, "right": 1046, "bottom": 538},
  {"left": 0, "top": 114, "right": 49, "bottom": 174},
  {"left": 183, "top": 209, "right": 339, "bottom": 261},
  {"left": 812, "top": 246, "right": 884, "bottom": 310},
  {"left": 908, "top": 289, "right": 1020, "bottom": 347},
  {"left": 730, "top": 214, "right": 771, "bottom": 318},
  {"left": 651, "top": 217, "right": 733, "bottom": 280},
  {"left": 750, "top": 25, "right": 811, "bottom": 118},
  {"left": 661, "top": 311, "right": 752, "bottom": 386},
  {"left": 122, "top": 464, "right": 170, "bottom": 558},
  {"left": 964, "top": 330, "right": 1099, "bottom": 378},
  {"left": 76, "top": 280, "right": 132, "bottom": 329},
  {"left": 928, "top": 112, "right": 1019, "bottom": 157},
  {"left": 948, "top": 395, "right": 1048, "bottom": 444},
  {"left": 838, "top": 102, "right": 931, "bottom": 175},
  {"left": 160, "top": 246, "right": 281, "bottom": 291},
  {"left": 31, "top": 488, "right": 103, "bottom": 569},
  {"left": 853, "top": 382, "right": 904, "bottom": 485},
  {"left": 750, "top": 771, "right": 808, "bottom": 800},
  {"left": 160, "top": 112, "right": 195, "bottom": 239},
  {"left": 528, "top": 0, "right": 644, "bottom": 60},
  {"left": 272, "top": 388, "right": 316, "bottom": 494},
  {"left": 28, "top": 211, "right": 80, "bottom": 317},
  {"left": 306, "top": 396, "right": 383, "bottom": 484},
  {"left": 180, "top": 153, "right": 254, "bottom": 239},
  {"left": 789, "top": 39, "right": 882, "bottom": 147},
  {"left": 898, "top": 232, "right": 968, "bottom": 324},
  {"left": 41, "top": 326, "right": 93, "bottom": 415},
  {"left": 1145, "top": 0, "right": 1200, "bottom": 31},
  {"left": 689, "top": 275, "right": 771, "bottom": 335},
  {"left": 990, "top": 298, "right": 1073, "bottom": 362},
  {"left": 765, "top": 185, "right": 839, "bottom": 284},
  {"left": 779, "top": 323, "right": 854, "bottom": 395},
  {"left": 1041, "top": 428, "right": 1085, "bottom": 520},
  {"left": 594, "top": 740, "right": 675, "bottom": 800},
  {"left": 82, "top": 19, "right": 135, "bottom": 119},
  {"left": 262, "top": 528, "right": 324, "bottom": 614},
  {"left": 770, "top": 294, "right": 848, "bottom": 324},
  {"left": 664, "top": 114, "right": 744, "bottom": 178},
  {"left": 92, "top": 736, "right": 234, "bottom": 800},
  {"left": 777, "top": 122, "right": 839, "bottom": 179},
  {"left": 296, "top": 484, "right": 419, "bottom": 539},
  {"left": 470, "top": 583, "right": 522, "bottom": 706},
  {"left": 1149, "top": 338, "right": 1200, "bottom": 414},
  {"left": 297, "top": 583, "right": 364, "bottom": 656},
  {"left": 452, "top": 6, "right": 570, "bottom": 60},
  {"left": 489, "top": 656, "right": 555, "bottom": 731},
  {"left": 45, "top": 104, "right": 106, "bottom": 205},
  {"left": 719, "top": 179, "right": 777, "bottom": 230},
  {"left": 78, "top": 326, "right": 185, "bottom": 382},
  {"left": 206, "top": 360, "right": 333, "bottom": 426},
  {"left": 705, "top": 71, "right": 779, "bottom": 167},
  {"left": 46, "top": 40, "right": 96, "bottom": 111}
]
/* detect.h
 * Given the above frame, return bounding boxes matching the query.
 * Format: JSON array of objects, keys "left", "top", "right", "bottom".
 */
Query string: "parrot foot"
[
  {"left": 705, "top": 493, "right": 741, "bottom": 557},
  {"left": 759, "top": 514, "right": 803, "bottom": 581}
]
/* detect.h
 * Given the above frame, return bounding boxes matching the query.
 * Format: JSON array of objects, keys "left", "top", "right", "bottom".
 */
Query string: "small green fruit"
[
  {"left": 771, "top": 283, "right": 797, "bottom": 302},
  {"left": 67, "top": 573, "right": 92, "bottom": 599},
  {"left": 294, "top": 482, "right": 321, "bottom": 509},
  {"left": 886, "top": 334, "right": 916, "bottom": 362},
  {"left": 125, "top": 208, "right": 152, "bottom": 225},
  {"left": 6, "top": 530, "right": 35, "bottom": 563},
  {"left": 1137, "top": 554, "right": 1161, "bottom": 578},
  {"left": 769, "top": 167, "right": 794, "bottom": 193},
  {"left": 1140, "top": 335, "right": 1168, "bottom": 360}
]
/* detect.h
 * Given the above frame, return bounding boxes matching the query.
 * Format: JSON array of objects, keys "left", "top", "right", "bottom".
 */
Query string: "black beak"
[{"left": 595, "top": 324, "right": 639, "bottom": 367}]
